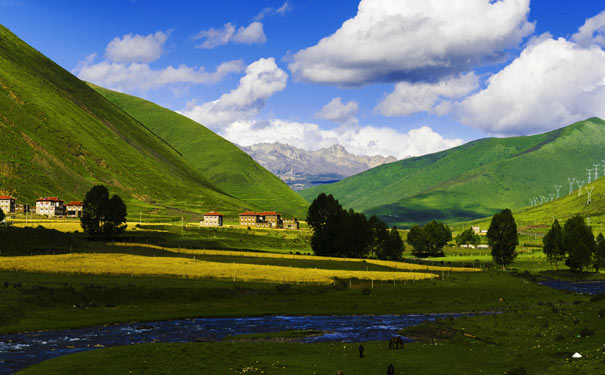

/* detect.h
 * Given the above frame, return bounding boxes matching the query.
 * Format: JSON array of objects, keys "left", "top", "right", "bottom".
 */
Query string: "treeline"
[
  {"left": 307, "top": 193, "right": 404, "bottom": 260},
  {"left": 543, "top": 214, "right": 605, "bottom": 272}
]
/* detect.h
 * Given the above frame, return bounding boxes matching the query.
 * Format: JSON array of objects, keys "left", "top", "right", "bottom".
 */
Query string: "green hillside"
[
  {"left": 92, "top": 85, "right": 309, "bottom": 219},
  {"left": 468, "top": 175, "right": 605, "bottom": 235},
  {"left": 300, "top": 118, "right": 605, "bottom": 227},
  {"left": 0, "top": 24, "right": 251, "bottom": 219}
]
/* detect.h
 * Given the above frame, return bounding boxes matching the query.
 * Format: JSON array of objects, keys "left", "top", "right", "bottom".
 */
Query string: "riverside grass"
[
  {"left": 0, "top": 253, "right": 440, "bottom": 284},
  {"left": 111, "top": 242, "right": 481, "bottom": 273}
]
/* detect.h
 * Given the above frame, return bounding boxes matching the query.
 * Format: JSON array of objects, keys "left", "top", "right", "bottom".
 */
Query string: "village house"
[
  {"left": 282, "top": 217, "right": 299, "bottom": 230},
  {"left": 201, "top": 211, "right": 223, "bottom": 227},
  {"left": 36, "top": 197, "right": 65, "bottom": 217},
  {"left": 15, "top": 204, "right": 30, "bottom": 214},
  {"left": 238, "top": 211, "right": 298, "bottom": 229},
  {"left": 0, "top": 196, "right": 16, "bottom": 214},
  {"left": 65, "top": 201, "right": 83, "bottom": 218}
]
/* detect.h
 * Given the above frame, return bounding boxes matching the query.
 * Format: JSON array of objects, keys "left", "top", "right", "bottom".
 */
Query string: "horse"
[
  {"left": 387, "top": 364, "right": 395, "bottom": 375},
  {"left": 358, "top": 344, "right": 365, "bottom": 358},
  {"left": 389, "top": 336, "right": 404, "bottom": 349}
]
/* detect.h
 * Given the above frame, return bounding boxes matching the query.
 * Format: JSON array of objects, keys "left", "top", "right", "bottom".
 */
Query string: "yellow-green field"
[
  {"left": 0, "top": 253, "right": 442, "bottom": 284},
  {"left": 111, "top": 242, "right": 481, "bottom": 273}
]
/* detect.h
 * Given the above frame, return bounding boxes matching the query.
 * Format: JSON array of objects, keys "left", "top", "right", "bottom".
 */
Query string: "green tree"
[
  {"left": 487, "top": 209, "right": 519, "bottom": 269},
  {"left": 81, "top": 185, "right": 127, "bottom": 240},
  {"left": 542, "top": 219, "right": 565, "bottom": 269},
  {"left": 369, "top": 215, "right": 389, "bottom": 258},
  {"left": 307, "top": 193, "right": 343, "bottom": 257},
  {"left": 423, "top": 220, "right": 452, "bottom": 256},
  {"left": 594, "top": 233, "right": 605, "bottom": 272},
  {"left": 563, "top": 215, "right": 595, "bottom": 272},
  {"left": 0, "top": 208, "right": 4, "bottom": 225},
  {"left": 381, "top": 226, "right": 405, "bottom": 261},
  {"left": 455, "top": 228, "right": 480, "bottom": 248},
  {"left": 407, "top": 225, "right": 429, "bottom": 257}
]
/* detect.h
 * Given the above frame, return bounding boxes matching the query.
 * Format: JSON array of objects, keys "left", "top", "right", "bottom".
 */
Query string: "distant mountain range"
[
  {"left": 239, "top": 142, "right": 397, "bottom": 190},
  {"left": 300, "top": 117, "right": 605, "bottom": 227}
]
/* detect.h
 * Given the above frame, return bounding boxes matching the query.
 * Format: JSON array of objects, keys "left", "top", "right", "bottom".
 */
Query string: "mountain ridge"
[{"left": 240, "top": 142, "right": 397, "bottom": 190}]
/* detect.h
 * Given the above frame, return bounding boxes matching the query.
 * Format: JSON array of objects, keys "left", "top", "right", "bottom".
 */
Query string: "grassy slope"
[
  {"left": 0, "top": 24, "right": 254, "bottom": 218},
  {"left": 92, "top": 85, "right": 309, "bottom": 219},
  {"left": 466, "top": 174, "right": 605, "bottom": 237},
  {"left": 301, "top": 118, "right": 605, "bottom": 227}
]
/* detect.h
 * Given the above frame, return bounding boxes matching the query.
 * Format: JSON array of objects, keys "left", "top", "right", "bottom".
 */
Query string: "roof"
[
  {"left": 66, "top": 201, "right": 83, "bottom": 206},
  {"left": 239, "top": 211, "right": 258, "bottom": 216},
  {"left": 36, "top": 197, "right": 63, "bottom": 203},
  {"left": 204, "top": 211, "right": 223, "bottom": 216},
  {"left": 259, "top": 211, "right": 280, "bottom": 216},
  {"left": 0, "top": 195, "right": 14, "bottom": 200}
]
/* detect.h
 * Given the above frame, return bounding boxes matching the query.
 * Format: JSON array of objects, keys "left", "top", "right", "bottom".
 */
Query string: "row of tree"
[
  {"left": 543, "top": 215, "right": 605, "bottom": 272},
  {"left": 307, "top": 193, "right": 404, "bottom": 260}
]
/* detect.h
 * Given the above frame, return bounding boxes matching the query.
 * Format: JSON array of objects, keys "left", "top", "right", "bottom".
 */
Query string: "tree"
[
  {"left": 81, "top": 185, "right": 127, "bottom": 240},
  {"left": 455, "top": 228, "right": 480, "bottom": 248},
  {"left": 563, "top": 215, "right": 595, "bottom": 272},
  {"left": 0, "top": 208, "right": 4, "bottom": 224},
  {"left": 424, "top": 220, "right": 452, "bottom": 256},
  {"left": 594, "top": 233, "right": 605, "bottom": 272},
  {"left": 542, "top": 219, "right": 565, "bottom": 269},
  {"left": 381, "top": 226, "right": 405, "bottom": 261},
  {"left": 369, "top": 215, "right": 389, "bottom": 258},
  {"left": 487, "top": 209, "right": 518, "bottom": 269},
  {"left": 407, "top": 225, "right": 429, "bottom": 257},
  {"left": 307, "top": 193, "right": 343, "bottom": 257}
]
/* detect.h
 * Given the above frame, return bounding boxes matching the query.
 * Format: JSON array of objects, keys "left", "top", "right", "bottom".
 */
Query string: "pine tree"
[
  {"left": 563, "top": 215, "right": 595, "bottom": 272},
  {"left": 594, "top": 233, "right": 605, "bottom": 272}
]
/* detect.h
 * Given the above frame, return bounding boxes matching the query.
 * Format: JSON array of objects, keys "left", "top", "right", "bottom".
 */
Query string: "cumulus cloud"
[
  {"left": 76, "top": 56, "right": 243, "bottom": 93},
  {"left": 181, "top": 57, "right": 288, "bottom": 128},
  {"left": 315, "top": 97, "right": 359, "bottom": 125},
  {"left": 288, "top": 0, "right": 534, "bottom": 86},
  {"left": 457, "top": 36, "right": 605, "bottom": 135},
  {"left": 194, "top": 22, "right": 266, "bottom": 49},
  {"left": 105, "top": 31, "right": 169, "bottom": 63},
  {"left": 221, "top": 120, "right": 463, "bottom": 159},
  {"left": 572, "top": 10, "right": 605, "bottom": 48},
  {"left": 376, "top": 73, "right": 479, "bottom": 117}
]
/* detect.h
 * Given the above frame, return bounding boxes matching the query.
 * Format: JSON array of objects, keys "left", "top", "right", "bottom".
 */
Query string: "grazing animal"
[
  {"left": 387, "top": 364, "right": 395, "bottom": 375},
  {"left": 389, "top": 336, "right": 404, "bottom": 349},
  {"left": 336, "top": 371, "right": 344, "bottom": 375},
  {"left": 359, "top": 344, "right": 364, "bottom": 358}
]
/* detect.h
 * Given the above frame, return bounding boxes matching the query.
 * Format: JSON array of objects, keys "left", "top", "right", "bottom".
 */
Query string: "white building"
[
  {"left": 0, "top": 196, "right": 16, "bottom": 214},
  {"left": 202, "top": 211, "right": 223, "bottom": 227},
  {"left": 36, "top": 197, "right": 64, "bottom": 217}
]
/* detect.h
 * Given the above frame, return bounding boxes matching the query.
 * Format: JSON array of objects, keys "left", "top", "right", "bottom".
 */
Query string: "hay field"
[
  {"left": 0, "top": 254, "right": 438, "bottom": 284},
  {"left": 112, "top": 242, "right": 481, "bottom": 272}
]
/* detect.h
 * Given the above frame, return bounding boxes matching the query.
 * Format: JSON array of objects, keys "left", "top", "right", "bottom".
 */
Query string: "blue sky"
[{"left": 1, "top": 0, "right": 604, "bottom": 159}]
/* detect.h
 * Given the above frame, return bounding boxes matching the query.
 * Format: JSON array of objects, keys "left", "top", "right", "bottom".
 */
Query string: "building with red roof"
[
  {"left": 65, "top": 201, "right": 83, "bottom": 218},
  {"left": 238, "top": 211, "right": 284, "bottom": 228},
  {"left": 201, "top": 211, "right": 223, "bottom": 227},
  {"left": 36, "top": 197, "right": 65, "bottom": 217},
  {"left": 0, "top": 195, "right": 15, "bottom": 214}
]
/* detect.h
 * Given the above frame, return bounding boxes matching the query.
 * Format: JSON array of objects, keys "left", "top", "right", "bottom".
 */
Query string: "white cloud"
[
  {"left": 105, "top": 31, "right": 168, "bottom": 63},
  {"left": 315, "top": 97, "right": 359, "bottom": 125},
  {"left": 457, "top": 36, "right": 605, "bottom": 135},
  {"left": 221, "top": 120, "right": 462, "bottom": 159},
  {"left": 254, "top": 1, "right": 291, "bottom": 21},
  {"left": 288, "top": 0, "right": 534, "bottom": 86},
  {"left": 194, "top": 22, "right": 266, "bottom": 49},
  {"left": 572, "top": 10, "right": 605, "bottom": 48},
  {"left": 376, "top": 73, "right": 479, "bottom": 117},
  {"left": 76, "top": 58, "right": 244, "bottom": 93},
  {"left": 182, "top": 57, "right": 288, "bottom": 128}
]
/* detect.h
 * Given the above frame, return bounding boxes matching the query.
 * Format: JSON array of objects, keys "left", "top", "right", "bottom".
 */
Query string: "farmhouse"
[
  {"left": 238, "top": 211, "right": 298, "bottom": 229},
  {"left": 283, "top": 217, "right": 299, "bottom": 230},
  {"left": 65, "top": 201, "right": 83, "bottom": 218},
  {"left": 0, "top": 195, "right": 16, "bottom": 213},
  {"left": 36, "top": 197, "right": 65, "bottom": 217},
  {"left": 201, "top": 211, "right": 223, "bottom": 227}
]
